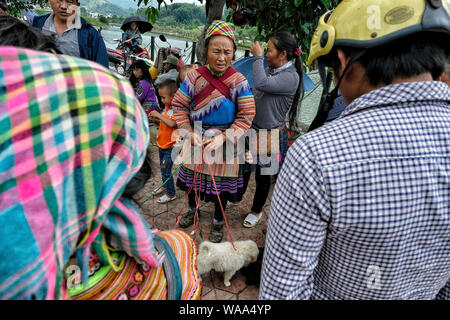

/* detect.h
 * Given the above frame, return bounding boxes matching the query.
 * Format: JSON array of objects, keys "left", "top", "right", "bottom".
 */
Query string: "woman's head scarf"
[
  {"left": 0, "top": 46, "right": 160, "bottom": 299},
  {"left": 205, "top": 20, "right": 239, "bottom": 44}
]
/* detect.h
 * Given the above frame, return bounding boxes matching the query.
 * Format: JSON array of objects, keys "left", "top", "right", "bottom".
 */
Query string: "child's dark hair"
[
  {"left": 158, "top": 79, "right": 178, "bottom": 96},
  {"left": 270, "top": 31, "right": 305, "bottom": 131},
  {"left": 0, "top": 14, "right": 60, "bottom": 53},
  {"left": 177, "top": 64, "right": 196, "bottom": 86},
  {"left": 129, "top": 59, "right": 153, "bottom": 88}
]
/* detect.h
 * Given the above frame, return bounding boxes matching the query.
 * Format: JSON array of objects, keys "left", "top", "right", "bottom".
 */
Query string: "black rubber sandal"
[
  {"left": 178, "top": 208, "right": 199, "bottom": 228},
  {"left": 209, "top": 222, "right": 224, "bottom": 243}
]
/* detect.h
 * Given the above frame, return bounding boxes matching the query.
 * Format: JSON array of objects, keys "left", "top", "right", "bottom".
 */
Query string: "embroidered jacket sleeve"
[
  {"left": 172, "top": 71, "right": 196, "bottom": 131},
  {"left": 259, "top": 137, "right": 330, "bottom": 300},
  {"left": 229, "top": 73, "right": 255, "bottom": 140}
]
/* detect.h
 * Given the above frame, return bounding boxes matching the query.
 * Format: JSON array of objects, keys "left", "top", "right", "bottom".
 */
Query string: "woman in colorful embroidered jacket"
[
  {"left": 0, "top": 16, "right": 201, "bottom": 300},
  {"left": 172, "top": 20, "right": 256, "bottom": 243}
]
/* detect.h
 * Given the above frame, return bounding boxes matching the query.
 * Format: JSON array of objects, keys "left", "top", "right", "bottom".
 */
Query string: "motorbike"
[
  {"left": 158, "top": 34, "right": 188, "bottom": 70},
  {"left": 107, "top": 35, "right": 153, "bottom": 76}
]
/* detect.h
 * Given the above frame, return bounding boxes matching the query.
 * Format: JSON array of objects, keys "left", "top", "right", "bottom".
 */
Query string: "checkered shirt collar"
[{"left": 339, "top": 81, "right": 450, "bottom": 120}]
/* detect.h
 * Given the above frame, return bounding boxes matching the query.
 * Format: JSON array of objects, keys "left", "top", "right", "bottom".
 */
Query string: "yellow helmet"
[
  {"left": 149, "top": 66, "right": 158, "bottom": 80},
  {"left": 307, "top": 0, "right": 450, "bottom": 68}
]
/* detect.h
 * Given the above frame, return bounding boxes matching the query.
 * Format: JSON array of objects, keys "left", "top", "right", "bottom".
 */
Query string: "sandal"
[
  {"left": 157, "top": 194, "right": 177, "bottom": 204},
  {"left": 209, "top": 222, "right": 224, "bottom": 243},
  {"left": 153, "top": 187, "right": 166, "bottom": 196},
  {"left": 243, "top": 213, "right": 262, "bottom": 228},
  {"left": 178, "top": 208, "right": 199, "bottom": 228}
]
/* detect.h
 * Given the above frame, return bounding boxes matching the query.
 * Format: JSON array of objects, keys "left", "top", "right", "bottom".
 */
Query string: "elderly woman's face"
[{"left": 207, "top": 35, "right": 234, "bottom": 75}]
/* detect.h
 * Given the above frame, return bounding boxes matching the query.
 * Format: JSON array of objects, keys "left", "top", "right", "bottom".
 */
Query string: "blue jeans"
[{"left": 159, "top": 147, "right": 175, "bottom": 197}]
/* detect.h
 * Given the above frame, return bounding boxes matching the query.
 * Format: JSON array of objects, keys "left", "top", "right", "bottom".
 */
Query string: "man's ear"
[{"left": 336, "top": 49, "right": 351, "bottom": 79}]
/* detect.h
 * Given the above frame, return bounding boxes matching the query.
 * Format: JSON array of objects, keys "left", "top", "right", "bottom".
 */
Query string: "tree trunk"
[{"left": 195, "top": 0, "right": 226, "bottom": 64}]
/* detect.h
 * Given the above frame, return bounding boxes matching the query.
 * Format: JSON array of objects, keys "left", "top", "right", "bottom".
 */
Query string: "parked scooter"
[
  {"left": 158, "top": 34, "right": 188, "bottom": 70},
  {"left": 107, "top": 35, "right": 153, "bottom": 76}
]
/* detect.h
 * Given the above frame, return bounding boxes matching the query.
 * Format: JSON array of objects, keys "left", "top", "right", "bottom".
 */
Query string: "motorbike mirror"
[{"left": 159, "top": 34, "right": 167, "bottom": 42}]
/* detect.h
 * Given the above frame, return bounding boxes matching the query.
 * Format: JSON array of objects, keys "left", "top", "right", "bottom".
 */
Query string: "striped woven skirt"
[
  {"left": 177, "top": 165, "right": 244, "bottom": 204},
  {"left": 66, "top": 230, "right": 201, "bottom": 300}
]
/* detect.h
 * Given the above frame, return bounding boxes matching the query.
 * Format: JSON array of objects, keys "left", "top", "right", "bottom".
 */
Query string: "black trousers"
[
  {"left": 188, "top": 192, "right": 227, "bottom": 222},
  {"left": 242, "top": 165, "right": 272, "bottom": 214}
]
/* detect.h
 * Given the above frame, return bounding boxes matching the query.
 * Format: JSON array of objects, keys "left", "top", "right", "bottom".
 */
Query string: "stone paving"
[{"left": 132, "top": 144, "right": 275, "bottom": 300}]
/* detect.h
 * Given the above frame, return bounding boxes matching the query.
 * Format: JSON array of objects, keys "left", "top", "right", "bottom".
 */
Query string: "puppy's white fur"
[{"left": 197, "top": 240, "right": 259, "bottom": 286}]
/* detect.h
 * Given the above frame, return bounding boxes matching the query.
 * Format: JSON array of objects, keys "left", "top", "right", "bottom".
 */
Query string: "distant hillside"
[
  {"left": 79, "top": 0, "right": 135, "bottom": 16},
  {"left": 136, "top": 3, "right": 206, "bottom": 27}
]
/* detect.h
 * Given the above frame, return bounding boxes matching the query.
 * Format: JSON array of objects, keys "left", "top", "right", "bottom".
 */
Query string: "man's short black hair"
[
  {"left": 0, "top": 1, "right": 8, "bottom": 12},
  {"left": 0, "top": 14, "right": 60, "bottom": 53},
  {"left": 332, "top": 32, "right": 448, "bottom": 86}
]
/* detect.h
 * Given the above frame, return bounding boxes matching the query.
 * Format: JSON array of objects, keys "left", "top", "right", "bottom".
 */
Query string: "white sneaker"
[{"left": 157, "top": 194, "right": 177, "bottom": 204}]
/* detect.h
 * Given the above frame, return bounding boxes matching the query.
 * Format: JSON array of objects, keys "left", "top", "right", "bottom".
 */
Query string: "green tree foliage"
[
  {"left": 7, "top": 0, "right": 48, "bottom": 17},
  {"left": 171, "top": 3, "right": 206, "bottom": 26},
  {"left": 234, "top": 0, "right": 340, "bottom": 64},
  {"left": 136, "top": 0, "right": 340, "bottom": 65},
  {"left": 98, "top": 15, "right": 109, "bottom": 25},
  {"left": 137, "top": 3, "right": 206, "bottom": 27}
]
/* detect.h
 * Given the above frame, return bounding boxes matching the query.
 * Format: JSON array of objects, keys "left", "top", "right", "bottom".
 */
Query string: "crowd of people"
[{"left": 0, "top": 0, "right": 449, "bottom": 301}]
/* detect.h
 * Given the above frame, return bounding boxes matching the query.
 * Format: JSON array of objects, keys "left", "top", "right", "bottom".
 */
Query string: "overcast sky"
[{"left": 171, "top": 0, "right": 203, "bottom": 4}]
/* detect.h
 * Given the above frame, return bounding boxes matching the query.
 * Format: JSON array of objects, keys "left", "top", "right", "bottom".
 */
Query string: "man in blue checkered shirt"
[{"left": 260, "top": 0, "right": 450, "bottom": 300}]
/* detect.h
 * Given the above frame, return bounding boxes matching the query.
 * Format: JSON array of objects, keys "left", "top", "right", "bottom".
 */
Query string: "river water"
[{"left": 101, "top": 26, "right": 247, "bottom": 63}]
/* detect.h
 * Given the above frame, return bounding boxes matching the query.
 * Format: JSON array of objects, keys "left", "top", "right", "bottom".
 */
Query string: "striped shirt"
[
  {"left": 0, "top": 47, "right": 160, "bottom": 299},
  {"left": 260, "top": 81, "right": 450, "bottom": 300}
]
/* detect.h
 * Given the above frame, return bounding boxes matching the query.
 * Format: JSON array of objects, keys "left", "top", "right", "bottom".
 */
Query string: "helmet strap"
[{"left": 308, "top": 50, "right": 367, "bottom": 132}]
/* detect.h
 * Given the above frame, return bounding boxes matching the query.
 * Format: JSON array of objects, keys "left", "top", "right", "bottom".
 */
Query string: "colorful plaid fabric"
[
  {"left": 0, "top": 46, "right": 160, "bottom": 300},
  {"left": 205, "top": 20, "right": 238, "bottom": 43}
]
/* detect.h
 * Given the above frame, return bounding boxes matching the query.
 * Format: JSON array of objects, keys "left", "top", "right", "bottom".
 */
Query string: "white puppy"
[{"left": 197, "top": 240, "right": 259, "bottom": 286}]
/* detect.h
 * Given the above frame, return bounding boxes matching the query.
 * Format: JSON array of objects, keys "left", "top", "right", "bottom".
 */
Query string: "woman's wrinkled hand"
[
  {"left": 190, "top": 131, "right": 203, "bottom": 147},
  {"left": 203, "top": 133, "right": 225, "bottom": 153},
  {"left": 250, "top": 41, "right": 265, "bottom": 57}
]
